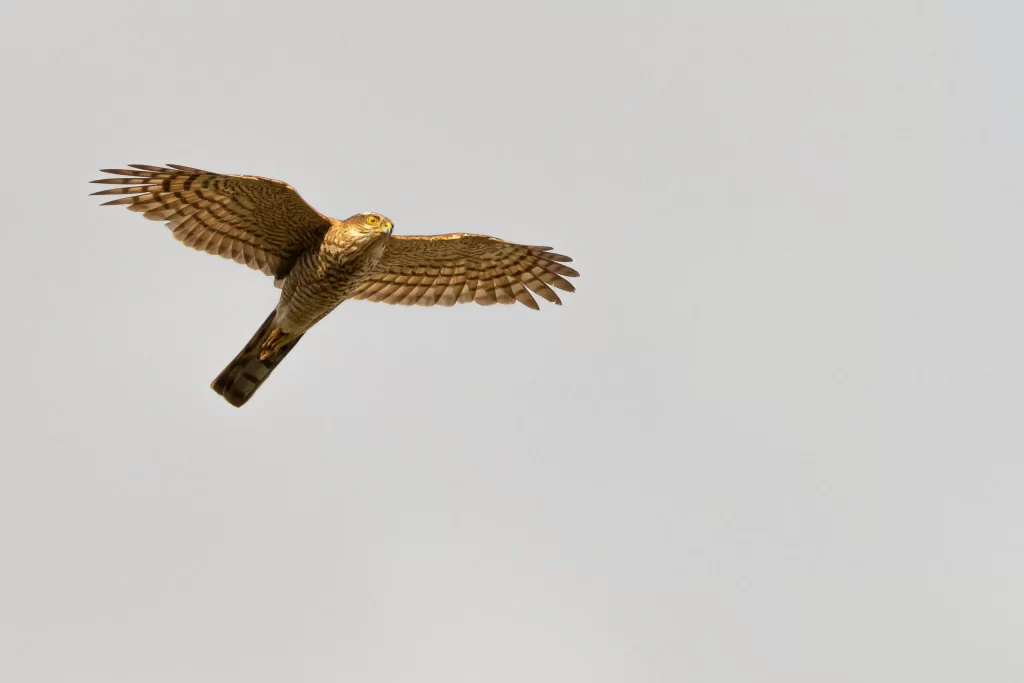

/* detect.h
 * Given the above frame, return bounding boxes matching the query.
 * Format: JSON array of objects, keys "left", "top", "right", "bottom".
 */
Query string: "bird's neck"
[{"left": 323, "top": 221, "right": 386, "bottom": 257}]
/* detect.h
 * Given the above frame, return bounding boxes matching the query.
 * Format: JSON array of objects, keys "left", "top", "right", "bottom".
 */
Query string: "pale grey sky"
[{"left": 2, "top": 1, "right": 1024, "bottom": 681}]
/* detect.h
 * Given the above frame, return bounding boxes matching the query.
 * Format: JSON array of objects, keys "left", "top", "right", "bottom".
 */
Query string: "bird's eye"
[{"left": 367, "top": 215, "right": 379, "bottom": 226}]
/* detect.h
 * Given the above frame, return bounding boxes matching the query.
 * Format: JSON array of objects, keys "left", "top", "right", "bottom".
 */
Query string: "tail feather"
[{"left": 211, "top": 310, "right": 304, "bottom": 407}]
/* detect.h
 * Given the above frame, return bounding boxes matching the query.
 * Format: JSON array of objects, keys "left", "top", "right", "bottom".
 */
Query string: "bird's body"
[
  {"left": 91, "top": 163, "right": 578, "bottom": 407},
  {"left": 276, "top": 220, "right": 391, "bottom": 335},
  {"left": 209, "top": 220, "right": 393, "bottom": 406}
]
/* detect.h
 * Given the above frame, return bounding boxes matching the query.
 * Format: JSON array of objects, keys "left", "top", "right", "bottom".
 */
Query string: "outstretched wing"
[
  {"left": 351, "top": 234, "right": 579, "bottom": 309},
  {"left": 91, "top": 164, "right": 334, "bottom": 278}
]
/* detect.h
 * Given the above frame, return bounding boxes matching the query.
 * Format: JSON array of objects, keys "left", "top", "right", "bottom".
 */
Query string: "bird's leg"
[{"left": 259, "top": 327, "right": 289, "bottom": 360}]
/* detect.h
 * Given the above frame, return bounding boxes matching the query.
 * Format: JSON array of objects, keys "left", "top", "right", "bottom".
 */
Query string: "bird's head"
[{"left": 353, "top": 212, "right": 393, "bottom": 236}]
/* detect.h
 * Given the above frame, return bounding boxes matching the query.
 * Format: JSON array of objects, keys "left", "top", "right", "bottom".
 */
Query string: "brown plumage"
[{"left": 91, "top": 163, "right": 579, "bottom": 407}]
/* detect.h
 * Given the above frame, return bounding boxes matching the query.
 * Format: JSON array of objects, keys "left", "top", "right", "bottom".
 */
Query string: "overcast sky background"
[{"left": 2, "top": 1, "right": 1023, "bottom": 681}]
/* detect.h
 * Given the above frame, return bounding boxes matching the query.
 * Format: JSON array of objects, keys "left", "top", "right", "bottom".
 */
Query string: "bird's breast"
[
  {"left": 275, "top": 234, "right": 388, "bottom": 332},
  {"left": 320, "top": 236, "right": 387, "bottom": 282}
]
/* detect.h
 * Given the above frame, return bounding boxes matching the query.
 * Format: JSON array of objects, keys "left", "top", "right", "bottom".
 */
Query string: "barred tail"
[{"left": 211, "top": 309, "right": 304, "bottom": 408}]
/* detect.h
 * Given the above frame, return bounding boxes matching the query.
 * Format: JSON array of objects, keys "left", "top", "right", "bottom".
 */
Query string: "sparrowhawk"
[{"left": 91, "top": 164, "right": 578, "bottom": 407}]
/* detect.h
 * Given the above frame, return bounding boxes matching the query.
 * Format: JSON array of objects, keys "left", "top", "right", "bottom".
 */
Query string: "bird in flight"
[{"left": 91, "top": 164, "right": 579, "bottom": 407}]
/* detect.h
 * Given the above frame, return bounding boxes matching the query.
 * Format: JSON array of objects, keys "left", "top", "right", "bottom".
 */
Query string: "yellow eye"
[{"left": 367, "top": 215, "right": 380, "bottom": 226}]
